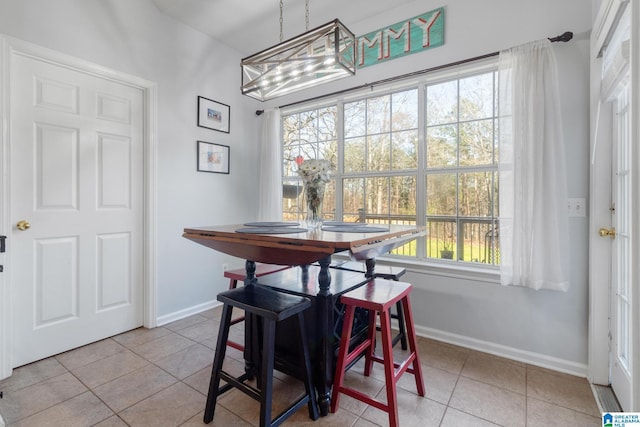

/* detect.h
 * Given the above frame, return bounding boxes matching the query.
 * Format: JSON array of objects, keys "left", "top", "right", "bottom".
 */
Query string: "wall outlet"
[
  {"left": 568, "top": 198, "right": 586, "bottom": 217},
  {"left": 222, "top": 263, "right": 228, "bottom": 272}
]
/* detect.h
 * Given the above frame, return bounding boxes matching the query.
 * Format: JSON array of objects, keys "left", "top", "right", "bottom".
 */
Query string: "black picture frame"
[
  {"left": 197, "top": 96, "right": 230, "bottom": 133},
  {"left": 197, "top": 141, "right": 230, "bottom": 174}
]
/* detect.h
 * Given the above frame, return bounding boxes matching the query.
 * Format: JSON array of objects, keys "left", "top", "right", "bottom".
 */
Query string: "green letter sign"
[{"left": 357, "top": 7, "right": 445, "bottom": 68}]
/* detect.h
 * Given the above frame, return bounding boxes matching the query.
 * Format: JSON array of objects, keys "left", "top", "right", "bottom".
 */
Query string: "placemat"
[
  {"left": 322, "top": 221, "right": 362, "bottom": 227},
  {"left": 235, "top": 227, "right": 308, "bottom": 234},
  {"left": 243, "top": 221, "right": 300, "bottom": 227},
  {"left": 321, "top": 226, "right": 389, "bottom": 233}
]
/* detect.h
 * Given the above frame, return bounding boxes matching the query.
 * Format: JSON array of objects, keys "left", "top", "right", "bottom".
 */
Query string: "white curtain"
[
  {"left": 257, "top": 108, "right": 283, "bottom": 221},
  {"left": 498, "top": 40, "right": 570, "bottom": 291}
]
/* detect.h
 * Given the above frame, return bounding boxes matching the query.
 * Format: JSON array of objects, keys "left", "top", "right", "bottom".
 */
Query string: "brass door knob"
[
  {"left": 16, "top": 220, "right": 30, "bottom": 231},
  {"left": 599, "top": 227, "right": 616, "bottom": 238}
]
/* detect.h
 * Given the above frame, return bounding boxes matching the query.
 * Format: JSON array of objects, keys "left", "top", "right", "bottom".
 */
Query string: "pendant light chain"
[
  {"left": 280, "top": 0, "right": 310, "bottom": 41},
  {"left": 305, "top": 0, "right": 309, "bottom": 31},
  {"left": 279, "top": 0, "right": 284, "bottom": 42}
]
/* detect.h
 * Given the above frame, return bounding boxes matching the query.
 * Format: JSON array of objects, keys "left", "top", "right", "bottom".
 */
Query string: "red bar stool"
[
  {"left": 224, "top": 263, "right": 290, "bottom": 351},
  {"left": 330, "top": 279, "right": 425, "bottom": 427}
]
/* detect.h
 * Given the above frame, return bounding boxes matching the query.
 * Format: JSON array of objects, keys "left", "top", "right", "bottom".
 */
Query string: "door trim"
[
  {"left": 590, "top": 0, "right": 640, "bottom": 410},
  {"left": 0, "top": 35, "right": 158, "bottom": 379}
]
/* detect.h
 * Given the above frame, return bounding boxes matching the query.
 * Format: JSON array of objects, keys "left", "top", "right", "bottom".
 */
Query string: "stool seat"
[
  {"left": 205, "top": 285, "right": 319, "bottom": 427},
  {"left": 217, "top": 285, "right": 310, "bottom": 321},
  {"left": 224, "top": 263, "right": 291, "bottom": 352},
  {"left": 331, "top": 279, "right": 424, "bottom": 427},
  {"left": 340, "top": 279, "right": 411, "bottom": 309},
  {"left": 333, "top": 261, "right": 408, "bottom": 350}
]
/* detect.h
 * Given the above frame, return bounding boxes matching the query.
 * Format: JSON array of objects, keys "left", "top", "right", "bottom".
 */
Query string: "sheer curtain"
[
  {"left": 498, "top": 40, "right": 570, "bottom": 291},
  {"left": 257, "top": 108, "right": 283, "bottom": 221}
]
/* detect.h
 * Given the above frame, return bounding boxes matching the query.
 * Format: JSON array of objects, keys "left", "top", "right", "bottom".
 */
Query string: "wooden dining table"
[{"left": 182, "top": 223, "right": 425, "bottom": 415}]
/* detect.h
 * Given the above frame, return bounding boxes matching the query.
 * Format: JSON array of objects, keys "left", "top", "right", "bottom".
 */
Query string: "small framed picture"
[
  {"left": 197, "top": 96, "right": 230, "bottom": 133},
  {"left": 197, "top": 141, "right": 230, "bottom": 174}
]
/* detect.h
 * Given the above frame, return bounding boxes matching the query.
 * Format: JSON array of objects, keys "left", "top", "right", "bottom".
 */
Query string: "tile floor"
[{"left": 0, "top": 306, "right": 601, "bottom": 426}]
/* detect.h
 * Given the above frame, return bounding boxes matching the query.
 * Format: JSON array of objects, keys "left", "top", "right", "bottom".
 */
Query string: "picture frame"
[
  {"left": 197, "top": 96, "right": 230, "bottom": 133},
  {"left": 197, "top": 141, "right": 230, "bottom": 174}
]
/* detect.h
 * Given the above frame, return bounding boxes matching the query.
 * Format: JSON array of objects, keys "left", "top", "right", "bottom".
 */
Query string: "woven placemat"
[{"left": 235, "top": 227, "right": 308, "bottom": 234}]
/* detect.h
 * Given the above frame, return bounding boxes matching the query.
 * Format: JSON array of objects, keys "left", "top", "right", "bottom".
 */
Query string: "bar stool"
[
  {"left": 330, "top": 279, "right": 424, "bottom": 427},
  {"left": 333, "top": 261, "right": 408, "bottom": 350},
  {"left": 224, "top": 263, "right": 290, "bottom": 351},
  {"left": 204, "top": 285, "right": 319, "bottom": 426}
]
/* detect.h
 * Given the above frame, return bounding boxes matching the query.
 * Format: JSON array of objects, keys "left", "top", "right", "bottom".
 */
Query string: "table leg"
[
  {"left": 365, "top": 258, "right": 376, "bottom": 278},
  {"left": 316, "top": 255, "right": 332, "bottom": 416},
  {"left": 244, "top": 260, "right": 258, "bottom": 379}
]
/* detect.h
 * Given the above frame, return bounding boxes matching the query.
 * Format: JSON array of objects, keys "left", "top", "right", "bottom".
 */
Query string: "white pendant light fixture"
[{"left": 241, "top": 0, "right": 356, "bottom": 101}]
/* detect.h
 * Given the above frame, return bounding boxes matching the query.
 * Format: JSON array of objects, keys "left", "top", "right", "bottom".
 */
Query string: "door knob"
[
  {"left": 16, "top": 220, "right": 30, "bottom": 231},
  {"left": 599, "top": 227, "right": 616, "bottom": 238}
]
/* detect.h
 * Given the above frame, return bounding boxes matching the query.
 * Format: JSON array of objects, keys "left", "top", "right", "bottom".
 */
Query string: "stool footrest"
[{"left": 337, "top": 386, "right": 390, "bottom": 413}]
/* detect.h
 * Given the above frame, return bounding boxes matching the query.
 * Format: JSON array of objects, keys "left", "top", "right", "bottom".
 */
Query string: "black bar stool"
[
  {"left": 223, "top": 263, "right": 291, "bottom": 352},
  {"left": 204, "top": 285, "right": 319, "bottom": 427}
]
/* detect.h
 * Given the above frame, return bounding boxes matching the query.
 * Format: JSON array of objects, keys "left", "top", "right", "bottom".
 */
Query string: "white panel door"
[{"left": 10, "top": 51, "right": 144, "bottom": 367}]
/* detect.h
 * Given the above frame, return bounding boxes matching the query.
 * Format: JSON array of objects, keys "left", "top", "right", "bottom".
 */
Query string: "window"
[{"left": 282, "top": 64, "right": 500, "bottom": 266}]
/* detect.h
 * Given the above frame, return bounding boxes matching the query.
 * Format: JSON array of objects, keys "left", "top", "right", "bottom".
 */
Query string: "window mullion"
[
  {"left": 416, "top": 83, "right": 427, "bottom": 260},
  {"left": 336, "top": 102, "right": 345, "bottom": 220}
]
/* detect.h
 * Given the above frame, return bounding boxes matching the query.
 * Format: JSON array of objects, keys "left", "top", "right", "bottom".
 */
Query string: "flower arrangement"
[
  {"left": 295, "top": 156, "right": 333, "bottom": 227},
  {"left": 296, "top": 156, "right": 332, "bottom": 186}
]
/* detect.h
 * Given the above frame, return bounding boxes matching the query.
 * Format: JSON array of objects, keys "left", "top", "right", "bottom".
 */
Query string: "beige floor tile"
[
  {"left": 174, "top": 318, "right": 220, "bottom": 342},
  {"left": 461, "top": 351, "right": 526, "bottom": 394},
  {"left": 163, "top": 314, "right": 208, "bottom": 332},
  {"left": 418, "top": 339, "right": 470, "bottom": 374},
  {"left": 289, "top": 406, "right": 360, "bottom": 426},
  {"left": 0, "top": 372, "right": 87, "bottom": 423},
  {"left": 217, "top": 375, "right": 303, "bottom": 425},
  {"left": 407, "top": 365, "right": 458, "bottom": 405},
  {"left": 353, "top": 417, "right": 383, "bottom": 427},
  {"left": 111, "top": 327, "right": 172, "bottom": 348},
  {"left": 0, "top": 358, "right": 67, "bottom": 392},
  {"left": 10, "top": 391, "right": 113, "bottom": 427},
  {"left": 55, "top": 339, "right": 127, "bottom": 370},
  {"left": 527, "top": 367, "right": 600, "bottom": 417},
  {"left": 333, "top": 365, "right": 386, "bottom": 417},
  {"left": 183, "top": 366, "right": 214, "bottom": 396},
  {"left": 449, "top": 376, "right": 526, "bottom": 427},
  {"left": 70, "top": 350, "right": 148, "bottom": 389},
  {"left": 181, "top": 408, "right": 253, "bottom": 426},
  {"left": 0, "top": 309, "right": 606, "bottom": 427},
  {"left": 440, "top": 407, "right": 500, "bottom": 426},
  {"left": 92, "top": 364, "right": 177, "bottom": 412},
  {"left": 527, "top": 397, "right": 601, "bottom": 427},
  {"left": 93, "top": 415, "right": 129, "bottom": 426},
  {"left": 360, "top": 386, "right": 446, "bottom": 427},
  {"left": 119, "top": 382, "right": 205, "bottom": 426},
  {"left": 130, "top": 332, "right": 196, "bottom": 362},
  {"left": 198, "top": 306, "right": 222, "bottom": 320},
  {"left": 153, "top": 343, "right": 215, "bottom": 380}
]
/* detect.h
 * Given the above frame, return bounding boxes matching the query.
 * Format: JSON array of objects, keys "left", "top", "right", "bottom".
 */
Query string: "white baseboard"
[
  {"left": 156, "top": 301, "right": 587, "bottom": 378},
  {"left": 156, "top": 300, "right": 219, "bottom": 326},
  {"left": 414, "top": 324, "right": 588, "bottom": 378}
]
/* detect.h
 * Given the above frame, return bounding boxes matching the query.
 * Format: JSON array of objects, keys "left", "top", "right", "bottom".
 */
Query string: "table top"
[{"left": 183, "top": 223, "right": 425, "bottom": 265}]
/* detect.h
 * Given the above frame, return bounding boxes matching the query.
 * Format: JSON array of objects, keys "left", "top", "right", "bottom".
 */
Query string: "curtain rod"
[{"left": 256, "top": 31, "right": 572, "bottom": 113}]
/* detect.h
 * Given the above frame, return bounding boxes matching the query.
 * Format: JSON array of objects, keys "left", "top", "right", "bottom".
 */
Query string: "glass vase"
[{"left": 304, "top": 181, "right": 326, "bottom": 229}]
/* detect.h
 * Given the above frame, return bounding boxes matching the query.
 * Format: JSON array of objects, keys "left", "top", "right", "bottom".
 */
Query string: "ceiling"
[{"left": 152, "top": 0, "right": 418, "bottom": 55}]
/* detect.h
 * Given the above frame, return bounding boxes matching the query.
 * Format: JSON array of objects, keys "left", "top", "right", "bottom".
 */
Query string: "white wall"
[
  {"left": 0, "top": 0, "right": 263, "bottom": 319},
  {"left": 265, "top": 0, "right": 593, "bottom": 373},
  {"left": 0, "top": 0, "right": 594, "bottom": 373}
]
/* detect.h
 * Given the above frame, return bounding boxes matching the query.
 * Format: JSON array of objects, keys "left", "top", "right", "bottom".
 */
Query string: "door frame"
[
  {"left": 589, "top": 0, "right": 640, "bottom": 410},
  {"left": 0, "top": 35, "right": 158, "bottom": 380}
]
